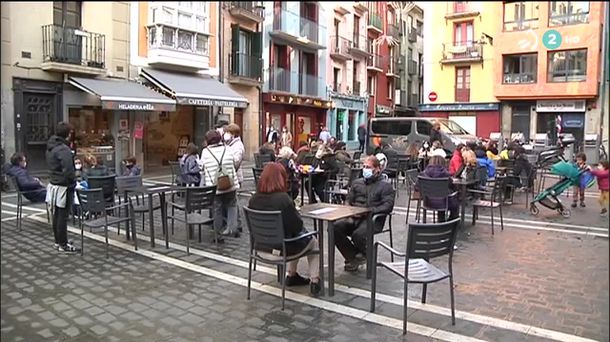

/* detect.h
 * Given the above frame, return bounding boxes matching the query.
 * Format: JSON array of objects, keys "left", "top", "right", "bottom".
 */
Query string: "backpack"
[{"left": 206, "top": 146, "right": 233, "bottom": 191}]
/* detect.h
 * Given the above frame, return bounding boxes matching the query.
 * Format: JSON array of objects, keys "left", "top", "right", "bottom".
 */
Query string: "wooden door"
[{"left": 455, "top": 67, "right": 470, "bottom": 102}]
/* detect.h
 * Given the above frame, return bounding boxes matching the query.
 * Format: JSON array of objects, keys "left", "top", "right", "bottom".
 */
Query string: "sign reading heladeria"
[{"left": 102, "top": 101, "right": 176, "bottom": 112}]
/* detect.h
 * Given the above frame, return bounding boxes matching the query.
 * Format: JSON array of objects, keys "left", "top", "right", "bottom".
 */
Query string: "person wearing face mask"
[
  {"left": 280, "top": 126, "right": 293, "bottom": 149},
  {"left": 122, "top": 156, "right": 142, "bottom": 177},
  {"left": 332, "top": 156, "right": 395, "bottom": 272},
  {"left": 5, "top": 152, "right": 47, "bottom": 203}
]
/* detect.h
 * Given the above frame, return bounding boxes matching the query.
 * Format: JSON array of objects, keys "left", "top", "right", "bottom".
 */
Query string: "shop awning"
[
  {"left": 68, "top": 77, "right": 176, "bottom": 111},
  {"left": 141, "top": 68, "right": 249, "bottom": 108}
]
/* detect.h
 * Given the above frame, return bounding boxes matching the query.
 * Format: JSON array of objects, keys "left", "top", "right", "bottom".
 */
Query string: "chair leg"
[
  {"left": 421, "top": 283, "right": 427, "bottom": 304},
  {"left": 253, "top": 259, "right": 257, "bottom": 271},
  {"left": 472, "top": 207, "right": 477, "bottom": 225},
  {"left": 491, "top": 206, "right": 495, "bottom": 235},
  {"left": 422, "top": 209, "right": 427, "bottom": 224},
  {"left": 406, "top": 199, "right": 411, "bottom": 224},
  {"left": 449, "top": 276, "right": 456, "bottom": 325},
  {"left": 500, "top": 203, "right": 504, "bottom": 231},
  {"left": 247, "top": 257, "right": 253, "bottom": 300},
  {"left": 402, "top": 278, "right": 408, "bottom": 335},
  {"left": 104, "top": 224, "right": 109, "bottom": 259},
  {"left": 80, "top": 221, "right": 84, "bottom": 256},
  {"left": 281, "top": 262, "right": 286, "bottom": 311},
  {"left": 198, "top": 225, "right": 202, "bottom": 243},
  {"left": 142, "top": 213, "right": 145, "bottom": 231},
  {"left": 370, "top": 250, "right": 378, "bottom": 312},
  {"left": 131, "top": 213, "right": 138, "bottom": 251},
  {"left": 186, "top": 224, "right": 190, "bottom": 255},
  {"left": 17, "top": 199, "right": 22, "bottom": 231},
  {"left": 388, "top": 220, "right": 394, "bottom": 263}
]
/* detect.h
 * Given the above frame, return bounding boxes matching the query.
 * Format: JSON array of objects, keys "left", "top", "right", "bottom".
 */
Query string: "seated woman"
[
  {"left": 276, "top": 146, "right": 300, "bottom": 200},
  {"left": 258, "top": 142, "right": 277, "bottom": 162},
  {"left": 311, "top": 144, "right": 340, "bottom": 203},
  {"left": 486, "top": 141, "right": 501, "bottom": 161},
  {"left": 503, "top": 146, "right": 535, "bottom": 201},
  {"left": 475, "top": 147, "right": 496, "bottom": 180},
  {"left": 449, "top": 144, "right": 465, "bottom": 176},
  {"left": 428, "top": 140, "right": 447, "bottom": 159},
  {"left": 122, "top": 156, "right": 142, "bottom": 177},
  {"left": 5, "top": 152, "right": 46, "bottom": 203},
  {"left": 248, "top": 163, "right": 321, "bottom": 295},
  {"left": 419, "top": 155, "right": 458, "bottom": 222},
  {"left": 83, "top": 154, "right": 109, "bottom": 179},
  {"left": 180, "top": 143, "right": 201, "bottom": 186},
  {"left": 295, "top": 141, "right": 312, "bottom": 165},
  {"left": 334, "top": 141, "right": 353, "bottom": 175}
]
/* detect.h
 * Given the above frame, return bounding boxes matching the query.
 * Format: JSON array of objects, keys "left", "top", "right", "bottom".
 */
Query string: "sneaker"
[
  {"left": 310, "top": 281, "right": 321, "bottom": 296},
  {"left": 285, "top": 273, "right": 310, "bottom": 287},
  {"left": 58, "top": 244, "right": 80, "bottom": 254},
  {"left": 601, "top": 209, "right": 608, "bottom": 217},
  {"left": 580, "top": 201, "right": 586, "bottom": 208},
  {"left": 571, "top": 202, "right": 578, "bottom": 208},
  {"left": 220, "top": 228, "right": 239, "bottom": 238},
  {"left": 344, "top": 254, "right": 366, "bottom": 272}
]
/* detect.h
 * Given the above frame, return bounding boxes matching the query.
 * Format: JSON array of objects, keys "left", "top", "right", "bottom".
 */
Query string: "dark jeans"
[
  {"left": 358, "top": 139, "right": 365, "bottom": 152},
  {"left": 334, "top": 217, "right": 381, "bottom": 262},
  {"left": 310, "top": 174, "right": 328, "bottom": 203},
  {"left": 213, "top": 191, "right": 237, "bottom": 233},
  {"left": 52, "top": 188, "right": 74, "bottom": 246},
  {"left": 437, "top": 209, "right": 459, "bottom": 222}
]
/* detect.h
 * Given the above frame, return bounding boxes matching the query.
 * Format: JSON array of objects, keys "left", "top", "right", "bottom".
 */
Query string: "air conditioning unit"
[{"left": 470, "top": 51, "right": 480, "bottom": 57}]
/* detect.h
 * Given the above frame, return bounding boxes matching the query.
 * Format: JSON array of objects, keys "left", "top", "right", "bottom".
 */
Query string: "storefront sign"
[
  {"left": 536, "top": 100, "right": 585, "bottom": 112},
  {"left": 542, "top": 29, "right": 562, "bottom": 50},
  {"left": 419, "top": 103, "right": 499, "bottom": 112},
  {"left": 562, "top": 113, "right": 584, "bottom": 128},
  {"left": 376, "top": 105, "right": 392, "bottom": 114},
  {"left": 102, "top": 101, "right": 176, "bottom": 112},
  {"left": 134, "top": 121, "right": 144, "bottom": 139},
  {"left": 179, "top": 97, "right": 248, "bottom": 108},
  {"left": 332, "top": 97, "right": 366, "bottom": 111},
  {"left": 268, "top": 94, "right": 332, "bottom": 109}
]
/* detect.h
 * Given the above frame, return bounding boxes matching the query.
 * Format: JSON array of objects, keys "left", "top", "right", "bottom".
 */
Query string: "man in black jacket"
[
  {"left": 46, "top": 122, "right": 79, "bottom": 253},
  {"left": 333, "top": 156, "right": 395, "bottom": 272}
]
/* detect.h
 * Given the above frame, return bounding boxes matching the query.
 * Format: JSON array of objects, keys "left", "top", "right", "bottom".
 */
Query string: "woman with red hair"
[{"left": 247, "top": 162, "right": 321, "bottom": 295}]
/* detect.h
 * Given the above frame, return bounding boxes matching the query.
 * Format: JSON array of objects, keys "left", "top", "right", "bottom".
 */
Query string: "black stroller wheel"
[{"left": 530, "top": 204, "right": 539, "bottom": 215}]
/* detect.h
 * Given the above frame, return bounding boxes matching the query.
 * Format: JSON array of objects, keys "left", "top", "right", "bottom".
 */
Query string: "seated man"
[
  {"left": 5, "top": 152, "right": 46, "bottom": 202},
  {"left": 333, "top": 156, "right": 395, "bottom": 272}
]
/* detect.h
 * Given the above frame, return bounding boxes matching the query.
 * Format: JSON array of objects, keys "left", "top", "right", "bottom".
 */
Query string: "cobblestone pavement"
[{"left": 1, "top": 167, "right": 608, "bottom": 341}]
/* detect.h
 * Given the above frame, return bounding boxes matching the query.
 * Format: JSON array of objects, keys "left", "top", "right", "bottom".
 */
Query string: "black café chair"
[
  {"left": 370, "top": 218, "right": 460, "bottom": 335},
  {"left": 254, "top": 153, "right": 273, "bottom": 168},
  {"left": 7, "top": 176, "right": 50, "bottom": 231},
  {"left": 243, "top": 206, "right": 319, "bottom": 310},
  {"left": 417, "top": 176, "right": 457, "bottom": 223},
  {"left": 470, "top": 175, "right": 506, "bottom": 235},
  {"left": 167, "top": 185, "right": 216, "bottom": 254},
  {"left": 87, "top": 174, "right": 117, "bottom": 209},
  {"left": 76, "top": 188, "right": 136, "bottom": 258},
  {"left": 252, "top": 168, "right": 264, "bottom": 190},
  {"left": 168, "top": 160, "right": 183, "bottom": 186},
  {"left": 405, "top": 169, "right": 421, "bottom": 223}
]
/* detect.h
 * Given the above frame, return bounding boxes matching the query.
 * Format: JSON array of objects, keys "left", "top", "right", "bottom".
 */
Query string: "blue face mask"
[{"left": 362, "top": 168, "right": 374, "bottom": 179}]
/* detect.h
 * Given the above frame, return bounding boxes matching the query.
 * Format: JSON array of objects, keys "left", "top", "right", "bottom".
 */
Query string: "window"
[
  {"left": 371, "top": 120, "right": 412, "bottom": 135},
  {"left": 503, "top": 1, "right": 539, "bottom": 31},
  {"left": 548, "top": 49, "right": 587, "bottom": 82},
  {"left": 416, "top": 120, "right": 432, "bottom": 135},
  {"left": 549, "top": 1, "right": 589, "bottom": 26},
  {"left": 387, "top": 80, "right": 394, "bottom": 100},
  {"left": 162, "top": 26, "right": 175, "bottom": 46},
  {"left": 416, "top": 20, "right": 423, "bottom": 37},
  {"left": 196, "top": 35, "right": 208, "bottom": 55},
  {"left": 333, "top": 68, "right": 340, "bottom": 91},
  {"left": 53, "top": 2, "right": 81, "bottom": 28},
  {"left": 503, "top": 53, "right": 537, "bottom": 83},
  {"left": 367, "top": 76, "right": 375, "bottom": 96},
  {"left": 454, "top": 21, "right": 473, "bottom": 45}
]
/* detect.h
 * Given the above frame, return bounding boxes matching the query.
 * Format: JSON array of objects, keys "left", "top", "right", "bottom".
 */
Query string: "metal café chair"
[
  {"left": 167, "top": 185, "right": 216, "bottom": 254},
  {"left": 7, "top": 176, "right": 50, "bottom": 231},
  {"left": 370, "top": 218, "right": 460, "bottom": 334},
  {"left": 243, "top": 206, "right": 319, "bottom": 310},
  {"left": 416, "top": 176, "right": 457, "bottom": 223},
  {"left": 469, "top": 175, "right": 506, "bottom": 235}
]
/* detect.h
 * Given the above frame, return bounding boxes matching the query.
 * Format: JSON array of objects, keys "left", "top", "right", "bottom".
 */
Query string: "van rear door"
[{"left": 368, "top": 119, "right": 412, "bottom": 153}]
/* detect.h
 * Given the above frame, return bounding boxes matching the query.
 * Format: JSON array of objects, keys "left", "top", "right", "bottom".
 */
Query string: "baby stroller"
[{"left": 529, "top": 161, "right": 584, "bottom": 218}]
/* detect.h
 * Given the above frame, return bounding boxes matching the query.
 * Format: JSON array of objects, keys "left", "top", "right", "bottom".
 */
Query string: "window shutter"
[
  {"left": 231, "top": 24, "right": 240, "bottom": 75},
  {"left": 252, "top": 31, "right": 263, "bottom": 78}
]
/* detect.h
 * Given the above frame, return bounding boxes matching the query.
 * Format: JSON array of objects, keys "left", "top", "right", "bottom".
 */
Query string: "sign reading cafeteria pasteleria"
[{"left": 179, "top": 97, "right": 248, "bottom": 108}]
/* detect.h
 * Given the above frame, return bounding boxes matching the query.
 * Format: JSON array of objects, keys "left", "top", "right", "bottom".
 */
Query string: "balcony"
[
  {"left": 352, "top": 81, "right": 361, "bottom": 95},
  {"left": 441, "top": 41, "right": 483, "bottom": 64},
  {"left": 229, "top": 52, "right": 262, "bottom": 86},
  {"left": 329, "top": 36, "right": 352, "bottom": 61},
  {"left": 386, "top": 58, "right": 400, "bottom": 78},
  {"left": 348, "top": 33, "right": 370, "bottom": 58},
  {"left": 387, "top": 23, "right": 400, "bottom": 39},
  {"left": 445, "top": 2, "right": 480, "bottom": 19},
  {"left": 228, "top": 2, "right": 264, "bottom": 23},
  {"left": 408, "top": 60, "right": 417, "bottom": 75},
  {"left": 366, "top": 54, "right": 382, "bottom": 72},
  {"left": 146, "top": 23, "right": 210, "bottom": 71},
  {"left": 367, "top": 13, "right": 382, "bottom": 33},
  {"left": 270, "top": 9, "right": 325, "bottom": 50},
  {"left": 299, "top": 73, "right": 319, "bottom": 96},
  {"left": 269, "top": 66, "right": 321, "bottom": 97},
  {"left": 41, "top": 24, "right": 106, "bottom": 75},
  {"left": 408, "top": 29, "right": 417, "bottom": 43}
]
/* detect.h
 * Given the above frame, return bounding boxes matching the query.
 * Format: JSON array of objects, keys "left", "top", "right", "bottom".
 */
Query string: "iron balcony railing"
[
  {"left": 410, "top": 93, "right": 419, "bottom": 106},
  {"left": 408, "top": 29, "right": 417, "bottom": 42},
  {"left": 299, "top": 73, "right": 318, "bottom": 96},
  {"left": 230, "top": 52, "right": 262, "bottom": 80},
  {"left": 147, "top": 24, "right": 209, "bottom": 56},
  {"left": 300, "top": 15, "right": 319, "bottom": 42},
  {"left": 352, "top": 33, "right": 366, "bottom": 51},
  {"left": 228, "top": 1, "right": 264, "bottom": 18},
  {"left": 368, "top": 13, "right": 382, "bottom": 30},
  {"left": 269, "top": 66, "right": 320, "bottom": 96},
  {"left": 42, "top": 24, "right": 105, "bottom": 68},
  {"left": 387, "top": 23, "right": 400, "bottom": 38},
  {"left": 367, "top": 54, "right": 382, "bottom": 69},
  {"left": 330, "top": 36, "right": 352, "bottom": 56},
  {"left": 441, "top": 41, "right": 483, "bottom": 62},
  {"left": 269, "top": 66, "right": 291, "bottom": 92}
]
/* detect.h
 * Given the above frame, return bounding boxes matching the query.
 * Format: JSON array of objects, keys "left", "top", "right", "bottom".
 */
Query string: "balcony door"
[
  {"left": 455, "top": 67, "right": 470, "bottom": 102},
  {"left": 453, "top": 21, "right": 473, "bottom": 46},
  {"left": 53, "top": 1, "right": 82, "bottom": 64},
  {"left": 300, "top": 52, "right": 317, "bottom": 96}
]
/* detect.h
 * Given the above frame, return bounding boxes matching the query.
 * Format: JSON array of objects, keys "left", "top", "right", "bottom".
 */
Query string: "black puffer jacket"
[
  {"left": 46, "top": 135, "right": 76, "bottom": 187},
  {"left": 348, "top": 174, "right": 395, "bottom": 231}
]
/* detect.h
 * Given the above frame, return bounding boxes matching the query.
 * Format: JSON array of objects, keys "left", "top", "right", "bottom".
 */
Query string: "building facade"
[
  {"left": 494, "top": 1, "right": 606, "bottom": 152},
  {"left": 1, "top": 1, "right": 138, "bottom": 172},
  {"left": 261, "top": 1, "right": 331, "bottom": 149},
  {"left": 421, "top": 1, "right": 500, "bottom": 139},
  {"left": 324, "top": 2, "right": 369, "bottom": 148},
  {"left": 395, "top": 3, "right": 424, "bottom": 116}
]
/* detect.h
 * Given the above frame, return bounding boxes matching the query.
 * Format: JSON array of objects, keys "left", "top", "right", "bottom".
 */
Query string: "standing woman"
[
  {"left": 281, "top": 126, "right": 293, "bottom": 149},
  {"left": 180, "top": 143, "right": 201, "bottom": 186}
]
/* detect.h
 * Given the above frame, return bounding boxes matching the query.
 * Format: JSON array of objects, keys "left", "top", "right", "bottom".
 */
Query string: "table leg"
[
  {"left": 149, "top": 194, "right": 155, "bottom": 248},
  {"left": 366, "top": 212, "right": 373, "bottom": 279},
  {"left": 124, "top": 193, "right": 131, "bottom": 240},
  {"left": 316, "top": 219, "right": 325, "bottom": 296},
  {"left": 300, "top": 175, "right": 305, "bottom": 206},
  {"left": 460, "top": 186, "right": 466, "bottom": 229},
  {"left": 308, "top": 174, "right": 313, "bottom": 204},
  {"left": 161, "top": 193, "right": 169, "bottom": 249},
  {"left": 327, "top": 220, "right": 335, "bottom": 296}
]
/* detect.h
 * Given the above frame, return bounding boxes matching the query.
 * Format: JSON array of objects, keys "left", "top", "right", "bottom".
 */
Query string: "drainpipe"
[
  {"left": 217, "top": 3, "right": 224, "bottom": 125},
  {"left": 599, "top": 3, "right": 609, "bottom": 152}
]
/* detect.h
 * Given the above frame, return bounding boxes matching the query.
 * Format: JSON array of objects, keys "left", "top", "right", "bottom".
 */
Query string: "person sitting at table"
[
  {"left": 277, "top": 146, "right": 300, "bottom": 200},
  {"left": 455, "top": 150, "right": 478, "bottom": 182},
  {"left": 310, "top": 144, "right": 340, "bottom": 203},
  {"left": 419, "top": 155, "right": 459, "bottom": 222},
  {"left": 295, "top": 141, "right": 313, "bottom": 165},
  {"left": 4, "top": 152, "right": 47, "bottom": 203},
  {"left": 180, "top": 143, "right": 201, "bottom": 186},
  {"left": 428, "top": 140, "right": 447, "bottom": 159},
  {"left": 122, "top": 156, "right": 142, "bottom": 177},
  {"left": 449, "top": 144, "right": 465, "bottom": 176},
  {"left": 333, "top": 155, "right": 395, "bottom": 272},
  {"left": 83, "top": 154, "right": 109, "bottom": 179},
  {"left": 503, "top": 146, "right": 534, "bottom": 201},
  {"left": 258, "top": 142, "right": 276, "bottom": 162},
  {"left": 475, "top": 146, "right": 496, "bottom": 179},
  {"left": 248, "top": 163, "right": 321, "bottom": 295},
  {"left": 334, "top": 141, "right": 353, "bottom": 175}
]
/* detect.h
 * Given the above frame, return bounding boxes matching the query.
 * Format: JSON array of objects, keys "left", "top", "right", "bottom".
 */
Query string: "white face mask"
[
  {"left": 75, "top": 164, "right": 82, "bottom": 170},
  {"left": 22, "top": 162, "right": 27, "bottom": 169},
  {"left": 223, "top": 133, "right": 232, "bottom": 142}
]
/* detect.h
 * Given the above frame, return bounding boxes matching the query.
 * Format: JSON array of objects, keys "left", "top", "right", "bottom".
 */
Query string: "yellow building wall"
[{"left": 427, "top": 2, "right": 499, "bottom": 104}]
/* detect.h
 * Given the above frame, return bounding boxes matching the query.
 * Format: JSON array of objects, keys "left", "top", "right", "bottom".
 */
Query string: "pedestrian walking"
[{"left": 357, "top": 124, "right": 367, "bottom": 152}]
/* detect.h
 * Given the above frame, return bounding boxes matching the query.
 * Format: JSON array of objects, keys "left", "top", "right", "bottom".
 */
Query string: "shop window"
[
  {"left": 547, "top": 49, "right": 587, "bottom": 82},
  {"left": 503, "top": 1, "right": 539, "bottom": 31},
  {"left": 69, "top": 107, "right": 115, "bottom": 166},
  {"left": 503, "top": 53, "right": 537, "bottom": 83},
  {"left": 549, "top": 1, "right": 589, "bottom": 26}
]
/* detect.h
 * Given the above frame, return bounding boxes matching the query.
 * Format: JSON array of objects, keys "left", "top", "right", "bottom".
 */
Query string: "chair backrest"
[
  {"left": 353, "top": 151, "right": 362, "bottom": 161},
  {"left": 243, "top": 206, "right": 286, "bottom": 251},
  {"left": 254, "top": 153, "right": 273, "bottom": 168},
  {"left": 406, "top": 218, "right": 460, "bottom": 261},
  {"left": 168, "top": 161, "right": 183, "bottom": 185},
  {"left": 348, "top": 167, "right": 362, "bottom": 187},
  {"left": 185, "top": 185, "right": 216, "bottom": 212},
  {"left": 87, "top": 174, "right": 116, "bottom": 204},
  {"left": 417, "top": 176, "right": 451, "bottom": 209},
  {"left": 7, "top": 176, "right": 20, "bottom": 193},
  {"left": 115, "top": 175, "right": 143, "bottom": 193},
  {"left": 252, "top": 168, "right": 264, "bottom": 188},
  {"left": 302, "top": 155, "right": 315, "bottom": 165},
  {"left": 76, "top": 188, "right": 107, "bottom": 214}
]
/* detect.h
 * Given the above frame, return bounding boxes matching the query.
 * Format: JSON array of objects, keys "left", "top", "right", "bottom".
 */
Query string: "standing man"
[
  {"left": 46, "top": 122, "right": 79, "bottom": 253},
  {"left": 357, "top": 124, "right": 367, "bottom": 152},
  {"left": 319, "top": 126, "right": 331, "bottom": 144}
]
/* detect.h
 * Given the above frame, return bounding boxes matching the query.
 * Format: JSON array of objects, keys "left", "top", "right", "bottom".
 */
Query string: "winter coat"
[
  {"left": 122, "top": 165, "right": 142, "bottom": 177},
  {"left": 429, "top": 129, "right": 442, "bottom": 145},
  {"left": 181, "top": 154, "right": 201, "bottom": 186},
  {"left": 476, "top": 156, "right": 496, "bottom": 178},
  {"left": 5, "top": 164, "right": 46, "bottom": 202},
  {"left": 248, "top": 191, "right": 311, "bottom": 255},
  {"left": 277, "top": 158, "right": 299, "bottom": 200},
  {"left": 46, "top": 135, "right": 76, "bottom": 187},
  {"left": 590, "top": 168, "right": 610, "bottom": 191},
  {"left": 348, "top": 174, "right": 395, "bottom": 231},
  {"left": 228, "top": 137, "right": 245, "bottom": 184},
  {"left": 357, "top": 126, "right": 367, "bottom": 141},
  {"left": 200, "top": 144, "right": 239, "bottom": 194},
  {"left": 448, "top": 150, "right": 463, "bottom": 176},
  {"left": 418, "top": 164, "right": 458, "bottom": 211}
]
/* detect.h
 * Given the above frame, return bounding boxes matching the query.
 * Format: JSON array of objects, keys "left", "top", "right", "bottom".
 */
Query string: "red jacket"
[
  {"left": 590, "top": 168, "right": 609, "bottom": 191},
  {"left": 449, "top": 150, "right": 463, "bottom": 176}
]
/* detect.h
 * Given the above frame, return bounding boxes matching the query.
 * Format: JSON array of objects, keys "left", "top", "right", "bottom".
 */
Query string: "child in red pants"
[{"left": 589, "top": 160, "right": 609, "bottom": 216}]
